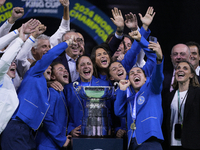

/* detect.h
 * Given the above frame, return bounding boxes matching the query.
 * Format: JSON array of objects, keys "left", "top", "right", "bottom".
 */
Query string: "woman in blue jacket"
[
  {"left": 114, "top": 30, "right": 164, "bottom": 150},
  {"left": 35, "top": 62, "right": 71, "bottom": 150},
  {"left": 63, "top": 55, "right": 110, "bottom": 137}
]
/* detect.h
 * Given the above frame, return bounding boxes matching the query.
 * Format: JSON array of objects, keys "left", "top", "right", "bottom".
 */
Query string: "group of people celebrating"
[{"left": 0, "top": 0, "right": 200, "bottom": 150}]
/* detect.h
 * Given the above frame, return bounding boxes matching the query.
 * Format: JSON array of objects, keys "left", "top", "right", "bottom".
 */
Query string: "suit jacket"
[
  {"left": 115, "top": 59, "right": 164, "bottom": 147},
  {"left": 35, "top": 88, "right": 68, "bottom": 150},
  {"left": 162, "top": 86, "right": 200, "bottom": 149},
  {"left": 162, "top": 68, "right": 174, "bottom": 98}
]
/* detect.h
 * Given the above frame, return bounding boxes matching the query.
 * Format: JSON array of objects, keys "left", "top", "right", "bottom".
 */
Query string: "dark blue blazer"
[{"left": 35, "top": 88, "right": 68, "bottom": 150}]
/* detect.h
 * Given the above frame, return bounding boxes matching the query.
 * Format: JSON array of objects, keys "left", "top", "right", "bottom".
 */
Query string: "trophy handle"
[
  {"left": 73, "top": 81, "right": 79, "bottom": 91},
  {"left": 114, "top": 82, "right": 119, "bottom": 92}
]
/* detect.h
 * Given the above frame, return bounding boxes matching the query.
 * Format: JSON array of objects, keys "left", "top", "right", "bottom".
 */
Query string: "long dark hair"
[
  {"left": 172, "top": 61, "right": 199, "bottom": 90},
  {"left": 90, "top": 43, "right": 112, "bottom": 79}
]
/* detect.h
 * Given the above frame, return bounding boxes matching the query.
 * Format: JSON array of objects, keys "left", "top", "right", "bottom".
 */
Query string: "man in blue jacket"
[{"left": 114, "top": 30, "right": 164, "bottom": 150}]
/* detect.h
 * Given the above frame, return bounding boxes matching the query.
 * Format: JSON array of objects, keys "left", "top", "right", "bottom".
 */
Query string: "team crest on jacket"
[{"left": 137, "top": 96, "right": 145, "bottom": 105}]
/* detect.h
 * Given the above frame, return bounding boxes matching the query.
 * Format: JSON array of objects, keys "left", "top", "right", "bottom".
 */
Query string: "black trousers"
[{"left": 0, "top": 119, "right": 36, "bottom": 150}]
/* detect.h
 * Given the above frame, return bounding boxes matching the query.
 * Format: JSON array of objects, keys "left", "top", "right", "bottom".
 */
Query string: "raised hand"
[
  {"left": 125, "top": 12, "right": 138, "bottom": 31},
  {"left": 65, "top": 35, "right": 77, "bottom": 46},
  {"left": 129, "top": 30, "right": 141, "bottom": 42},
  {"left": 71, "top": 125, "right": 81, "bottom": 137},
  {"left": 138, "top": 7, "right": 155, "bottom": 31},
  {"left": 110, "top": 7, "right": 124, "bottom": 35},
  {"left": 19, "top": 24, "right": 26, "bottom": 42},
  {"left": 32, "top": 24, "right": 47, "bottom": 38},
  {"left": 0, "top": 0, "right": 6, "bottom": 7},
  {"left": 119, "top": 79, "right": 130, "bottom": 91},
  {"left": 117, "top": 53, "right": 125, "bottom": 61},
  {"left": 148, "top": 41, "right": 163, "bottom": 60},
  {"left": 23, "top": 19, "right": 40, "bottom": 34},
  {"left": 59, "top": 0, "right": 69, "bottom": 7},
  {"left": 8, "top": 7, "right": 24, "bottom": 24}
]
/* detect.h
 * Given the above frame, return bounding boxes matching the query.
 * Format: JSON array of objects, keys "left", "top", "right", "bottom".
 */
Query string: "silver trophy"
[{"left": 73, "top": 81, "right": 118, "bottom": 136}]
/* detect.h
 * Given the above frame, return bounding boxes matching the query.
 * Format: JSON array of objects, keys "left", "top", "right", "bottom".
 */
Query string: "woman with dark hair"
[
  {"left": 162, "top": 61, "right": 200, "bottom": 150},
  {"left": 90, "top": 7, "right": 156, "bottom": 81},
  {"left": 114, "top": 29, "right": 164, "bottom": 150},
  {"left": 63, "top": 55, "right": 110, "bottom": 137}
]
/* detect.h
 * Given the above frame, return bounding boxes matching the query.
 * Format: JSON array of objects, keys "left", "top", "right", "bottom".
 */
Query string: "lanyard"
[
  {"left": 177, "top": 89, "right": 188, "bottom": 123},
  {"left": 130, "top": 92, "right": 139, "bottom": 122}
]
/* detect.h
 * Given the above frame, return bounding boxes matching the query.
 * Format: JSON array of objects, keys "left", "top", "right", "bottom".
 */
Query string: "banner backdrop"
[{"left": 0, "top": 0, "right": 115, "bottom": 44}]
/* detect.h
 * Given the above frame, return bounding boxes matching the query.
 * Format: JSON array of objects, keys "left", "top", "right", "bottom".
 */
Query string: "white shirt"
[
  {"left": 195, "top": 66, "right": 200, "bottom": 76},
  {"left": 65, "top": 54, "right": 79, "bottom": 82},
  {"left": 0, "top": 20, "right": 14, "bottom": 38},
  {"left": 170, "top": 90, "right": 188, "bottom": 146},
  {"left": 0, "top": 37, "right": 24, "bottom": 133}
]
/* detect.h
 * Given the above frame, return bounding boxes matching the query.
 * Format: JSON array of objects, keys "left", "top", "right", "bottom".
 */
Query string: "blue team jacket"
[
  {"left": 63, "top": 76, "right": 110, "bottom": 134},
  {"left": 35, "top": 88, "right": 68, "bottom": 150},
  {"left": 13, "top": 42, "right": 68, "bottom": 130},
  {"left": 114, "top": 60, "right": 164, "bottom": 147}
]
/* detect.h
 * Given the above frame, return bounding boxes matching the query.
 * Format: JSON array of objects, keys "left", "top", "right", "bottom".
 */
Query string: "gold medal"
[{"left": 130, "top": 122, "right": 136, "bottom": 130}]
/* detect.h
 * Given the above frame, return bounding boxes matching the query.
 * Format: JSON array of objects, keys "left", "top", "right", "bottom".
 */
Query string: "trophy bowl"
[{"left": 73, "top": 82, "right": 118, "bottom": 137}]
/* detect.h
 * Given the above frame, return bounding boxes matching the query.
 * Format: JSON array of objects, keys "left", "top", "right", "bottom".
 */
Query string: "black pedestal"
[{"left": 71, "top": 137, "right": 123, "bottom": 150}]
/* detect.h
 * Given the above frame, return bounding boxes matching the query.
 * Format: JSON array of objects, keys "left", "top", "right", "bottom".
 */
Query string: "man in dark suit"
[
  {"left": 186, "top": 41, "right": 200, "bottom": 82},
  {"left": 54, "top": 31, "right": 82, "bottom": 83}
]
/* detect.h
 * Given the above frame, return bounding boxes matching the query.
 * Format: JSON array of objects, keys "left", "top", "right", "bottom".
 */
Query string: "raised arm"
[
  {"left": 16, "top": 24, "right": 46, "bottom": 78},
  {"left": 139, "top": 6, "right": 155, "bottom": 31},
  {"left": 0, "top": 24, "right": 25, "bottom": 81},
  {"left": 125, "top": 12, "right": 138, "bottom": 31},
  {"left": 0, "top": 0, "right": 6, "bottom": 7},
  {"left": 148, "top": 41, "right": 164, "bottom": 94},
  {"left": 0, "top": 7, "right": 24, "bottom": 37},
  {"left": 50, "top": 0, "right": 70, "bottom": 47},
  {"left": 29, "top": 35, "right": 75, "bottom": 76},
  {"left": 128, "top": 30, "right": 157, "bottom": 77},
  {"left": 108, "top": 7, "right": 124, "bottom": 55},
  {"left": 0, "top": 19, "right": 39, "bottom": 51}
]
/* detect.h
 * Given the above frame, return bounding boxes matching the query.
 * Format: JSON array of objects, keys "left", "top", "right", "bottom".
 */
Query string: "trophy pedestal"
[{"left": 71, "top": 137, "right": 123, "bottom": 150}]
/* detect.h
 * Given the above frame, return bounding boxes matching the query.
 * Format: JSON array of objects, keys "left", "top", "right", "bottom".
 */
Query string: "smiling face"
[
  {"left": 171, "top": 44, "right": 190, "bottom": 68},
  {"left": 129, "top": 67, "right": 146, "bottom": 93},
  {"left": 7, "top": 62, "right": 16, "bottom": 79},
  {"left": 63, "top": 31, "right": 81, "bottom": 59},
  {"left": 95, "top": 48, "right": 110, "bottom": 69},
  {"left": 32, "top": 39, "right": 51, "bottom": 60},
  {"left": 51, "top": 63, "right": 69, "bottom": 86},
  {"left": 109, "top": 62, "right": 126, "bottom": 82},
  {"left": 43, "top": 66, "right": 52, "bottom": 81},
  {"left": 77, "top": 56, "right": 93, "bottom": 82},
  {"left": 175, "top": 62, "right": 194, "bottom": 84}
]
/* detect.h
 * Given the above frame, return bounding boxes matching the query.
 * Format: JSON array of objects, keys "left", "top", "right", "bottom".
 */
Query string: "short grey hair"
[{"left": 33, "top": 34, "right": 50, "bottom": 49}]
